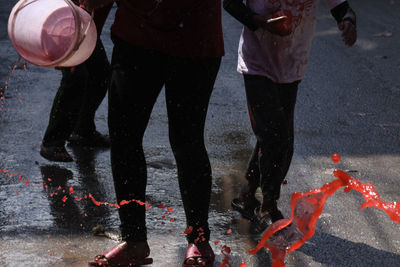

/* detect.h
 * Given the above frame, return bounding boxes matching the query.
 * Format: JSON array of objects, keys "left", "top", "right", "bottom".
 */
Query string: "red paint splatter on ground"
[
  {"left": 170, "top": 218, "right": 175, "bottom": 222},
  {"left": 240, "top": 262, "right": 246, "bottom": 267},
  {"left": 158, "top": 203, "right": 166, "bottom": 209},
  {"left": 62, "top": 196, "right": 68, "bottom": 203},
  {"left": 25, "top": 179, "right": 29, "bottom": 185},
  {"left": 69, "top": 187, "right": 74, "bottom": 195},
  {"left": 249, "top": 155, "right": 400, "bottom": 267},
  {"left": 219, "top": 245, "right": 232, "bottom": 267},
  {"left": 226, "top": 229, "right": 232, "bottom": 234},
  {"left": 214, "top": 240, "right": 220, "bottom": 246}
]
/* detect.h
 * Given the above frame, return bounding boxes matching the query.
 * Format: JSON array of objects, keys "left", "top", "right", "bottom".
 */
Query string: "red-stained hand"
[
  {"left": 253, "top": 10, "right": 292, "bottom": 37},
  {"left": 338, "top": 20, "right": 357, "bottom": 46}
]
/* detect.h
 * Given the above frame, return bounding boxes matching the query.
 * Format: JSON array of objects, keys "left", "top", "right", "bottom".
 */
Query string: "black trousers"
[
  {"left": 243, "top": 74, "right": 299, "bottom": 201},
  {"left": 42, "top": 38, "right": 110, "bottom": 146},
  {"left": 108, "top": 36, "right": 221, "bottom": 243}
]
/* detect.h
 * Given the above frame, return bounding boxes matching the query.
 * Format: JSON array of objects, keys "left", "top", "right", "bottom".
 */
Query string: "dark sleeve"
[
  {"left": 223, "top": 0, "right": 258, "bottom": 31},
  {"left": 330, "top": 1, "right": 356, "bottom": 27}
]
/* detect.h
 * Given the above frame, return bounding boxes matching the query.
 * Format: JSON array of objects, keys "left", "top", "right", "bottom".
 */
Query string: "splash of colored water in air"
[
  {"left": 249, "top": 154, "right": 400, "bottom": 267},
  {"left": 0, "top": 57, "right": 26, "bottom": 111}
]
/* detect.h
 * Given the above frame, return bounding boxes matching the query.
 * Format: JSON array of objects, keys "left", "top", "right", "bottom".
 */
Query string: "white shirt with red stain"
[{"left": 237, "top": 0, "right": 345, "bottom": 83}]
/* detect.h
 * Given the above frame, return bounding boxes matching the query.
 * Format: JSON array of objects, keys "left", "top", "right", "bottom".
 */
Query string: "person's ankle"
[
  {"left": 261, "top": 199, "right": 278, "bottom": 213},
  {"left": 124, "top": 241, "right": 150, "bottom": 259}
]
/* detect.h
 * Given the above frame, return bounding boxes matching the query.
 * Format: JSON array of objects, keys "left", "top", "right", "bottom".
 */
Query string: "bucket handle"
[
  {"left": 66, "top": 0, "right": 95, "bottom": 55},
  {"left": 9, "top": 0, "right": 95, "bottom": 68}
]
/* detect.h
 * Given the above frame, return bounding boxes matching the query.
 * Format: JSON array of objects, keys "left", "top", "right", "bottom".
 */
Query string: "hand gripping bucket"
[{"left": 8, "top": 0, "right": 97, "bottom": 67}]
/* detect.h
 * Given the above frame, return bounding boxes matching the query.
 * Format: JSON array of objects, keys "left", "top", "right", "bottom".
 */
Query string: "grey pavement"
[{"left": 1, "top": 0, "right": 400, "bottom": 266}]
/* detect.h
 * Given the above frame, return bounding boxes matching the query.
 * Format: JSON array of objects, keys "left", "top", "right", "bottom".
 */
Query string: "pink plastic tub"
[{"left": 8, "top": 0, "right": 97, "bottom": 67}]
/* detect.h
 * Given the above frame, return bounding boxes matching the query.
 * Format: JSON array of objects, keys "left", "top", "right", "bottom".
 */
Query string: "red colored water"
[
  {"left": 0, "top": 58, "right": 24, "bottom": 112},
  {"left": 331, "top": 153, "right": 341, "bottom": 163},
  {"left": 4, "top": 154, "right": 399, "bottom": 266},
  {"left": 249, "top": 154, "right": 400, "bottom": 267}
]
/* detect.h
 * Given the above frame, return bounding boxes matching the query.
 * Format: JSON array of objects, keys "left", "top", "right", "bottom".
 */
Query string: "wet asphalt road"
[{"left": 1, "top": 0, "right": 400, "bottom": 266}]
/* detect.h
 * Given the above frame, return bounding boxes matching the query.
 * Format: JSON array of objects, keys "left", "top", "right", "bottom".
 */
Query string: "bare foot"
[{"left": 93, "top": 241, "right": 150, "bottom": 265}]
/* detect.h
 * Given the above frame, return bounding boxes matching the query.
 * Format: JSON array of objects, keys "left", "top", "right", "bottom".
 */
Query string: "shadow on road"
[{"left": 299, "top": 230, "right": 400, "bottom": 266}]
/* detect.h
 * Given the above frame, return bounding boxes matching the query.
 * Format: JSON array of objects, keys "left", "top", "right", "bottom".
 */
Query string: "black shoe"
[
  {"left": 40, "top": 144, "right": 73, "bottom": 162},
  {"left": 231, "top": 197, "right": 261, "bottom": 221},
  {"left": 68, "top": 131, "right": 110, "bottom": 148},
  {"left": 253, "top": 205, "right": 284, "bottom": 234}
]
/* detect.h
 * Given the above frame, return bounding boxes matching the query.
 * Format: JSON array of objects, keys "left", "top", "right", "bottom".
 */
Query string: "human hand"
[
  {"left": 253, "top": 10, "right": 292, "bottom": 37},
  {"left": 338, "top": 20, "right": 357, "bottom": 46},
  {"left": 79, "top": 0, "right": 114, "bottom": 10}
]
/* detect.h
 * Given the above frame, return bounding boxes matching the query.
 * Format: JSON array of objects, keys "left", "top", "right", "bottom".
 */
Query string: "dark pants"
[
  {"left": 42, "top": 39, "right": 110, "bottom": 147},
  {"left": 108, "top": 36, "right": 221, "bottom": 243},
  {"left": 243, "top": 74, "right": 299, "bottom": 201}
]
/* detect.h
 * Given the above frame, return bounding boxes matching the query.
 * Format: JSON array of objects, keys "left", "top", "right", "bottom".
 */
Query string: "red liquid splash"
[
  {"left": 0, "top": 58, "right": 26, "bottom": 112},
  {"left": 331, "top": 153, "right": 341, "bottom": 163},
  {"left": 249, "top": 155, "right": 400, "bottom": 267}
]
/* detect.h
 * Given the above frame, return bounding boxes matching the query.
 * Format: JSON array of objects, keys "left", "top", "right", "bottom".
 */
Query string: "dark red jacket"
[
  {"left": 72, "top": 0, "right": 112, "bottom": 35},
  {"left": 111, "top": 0, "right": 224, "bottom": 58}
]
